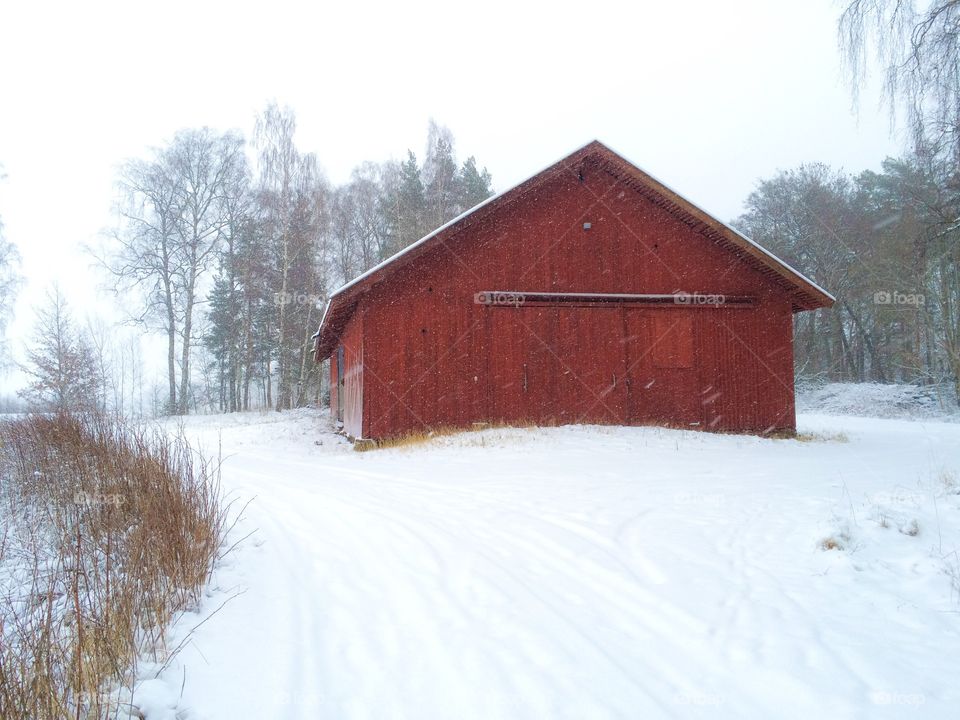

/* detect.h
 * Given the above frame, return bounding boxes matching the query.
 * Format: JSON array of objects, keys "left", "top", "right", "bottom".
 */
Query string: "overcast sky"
[{"left": 0, "top": 0, "right": 899, "bottom": 390}]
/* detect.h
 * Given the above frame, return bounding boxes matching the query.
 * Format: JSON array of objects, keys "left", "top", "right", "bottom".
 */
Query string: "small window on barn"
[{"left": 652, "top": 314, "right": 694, "bottom": 369}]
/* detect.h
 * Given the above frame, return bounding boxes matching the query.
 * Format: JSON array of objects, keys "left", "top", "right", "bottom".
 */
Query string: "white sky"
[{"left": 0, "top": 0, "right": 899, "bottom": 391}]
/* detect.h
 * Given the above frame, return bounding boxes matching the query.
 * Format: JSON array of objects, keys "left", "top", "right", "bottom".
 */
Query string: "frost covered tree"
[
  {"left": 422, "top": 122, "right": 494, "bottom": 233},
  {"left": 380, "top": 150, "right": 428, "bottom": 258},
  {"left": 166, "top": 129, "right": 248, "bottom": 414},
  {"left": 840, "top": 0, "right": 960, "bottom": 162},
  {"left": 335, "top": 124, "right": 493, "bottom": 274},
  {"left": 0, "top": 162, "right": 22, "bottom": 368},
  {"left": 99, "top": 118, "right": 492, "bottom": 414},
  {"left": 736, "top": 158, "right": 958, "bottom": 394},
  {"left": 736, "top": 165, "right": 877, "bottom": 381},
  {"left": 0, "top": 213, "right": 21, "bottom": 366},
  {"left": 204, "top": 213, "right": 270, "bottom": 412},
  {"left": 254, "top": 103, "right": 329, "bottom": 410},
  {"left": 19, "top": 287, "right": 103, "bottom": 413},
  {"left": 103, "top": 151, "right": 179, "bottom": 412},
  {"left": 100, "top": 128, "right": 248, "bottom": 414},
  {"left": 838, "top": 1, "right": 960, "bottom": 399},
  {"left": 330, "top": 162, "right": 390, "bottom": 278},
  {"left": 423, "top": 120, "right": 459, "bottom": 230}
]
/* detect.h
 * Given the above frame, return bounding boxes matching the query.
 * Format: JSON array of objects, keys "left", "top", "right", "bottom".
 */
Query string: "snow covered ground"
[
  {"left": 798, "top": 381, "right": 959, "bottom": 421},
  {"left": 133, "top": 405, "right": 960, "bottom": 719}
]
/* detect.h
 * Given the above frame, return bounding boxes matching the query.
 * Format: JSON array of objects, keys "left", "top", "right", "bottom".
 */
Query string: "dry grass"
[
  {"left": 353, "top": 418, "right": 829, "bottom": 451},
  {"left": 794, "top": 430, "right": 850, "bottom": 444},
  {"left": 352, "top": 420, "right": 549, "bottom": 452},
  {"left": 355, "top": 426, "right": 469, "bottom": 452},
  {"left": 819, "top": 535, "right": 848, "bottom": 551},
  {"left": 939, "top": 469, "right": 959, "bottom": 495},
  {"left": 898, "top": 518, "right": 921, "bottom": 536},
  {"left": 353, "top": 416, "right": 859, "bottom": 451},
  {"left": 0, "top": 412, "right": 226, "bottom": 719}
]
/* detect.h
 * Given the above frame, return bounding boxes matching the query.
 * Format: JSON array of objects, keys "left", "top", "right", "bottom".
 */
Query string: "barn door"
[
  {"left": 336, "top": 345, "right": 345, "bottom": 423},
  {"left": 555, "top": 308, "right": 626, "bottom": 424},
  {"left": 623, "top": 309, "right": 701, "bottom": 426}
]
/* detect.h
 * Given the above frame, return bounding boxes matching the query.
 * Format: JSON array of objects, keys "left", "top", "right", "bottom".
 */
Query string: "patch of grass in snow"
[
  {"left": 819, "top": 533, "right": 851, "bottom": 551},
  {"left": 0, "top": 413, "right": 227, "bottom": 720},
  {"left": 819, "top": 465, "right": 960, "bottom": 612},
  {"left": 939, "top": 469, "right": 959, "bottom": 495},
  {"left": 898, "top": 518, "right": 921, "bottom": 536},
  {"left": 794, "top": 430, "right": 850, "bottom": 443},
  {"left": 947, "top": 554, "right": 960, "bottom": 606}
]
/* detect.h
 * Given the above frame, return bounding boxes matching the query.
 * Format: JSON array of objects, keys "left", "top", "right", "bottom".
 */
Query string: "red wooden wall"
[{"left": 331, "top": 158, "right": 798, "bottom": 439}]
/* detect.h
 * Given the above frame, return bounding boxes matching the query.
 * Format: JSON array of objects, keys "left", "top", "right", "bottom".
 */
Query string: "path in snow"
[{"left": 146, "top": 411, "right": 960, "bottom": 720}]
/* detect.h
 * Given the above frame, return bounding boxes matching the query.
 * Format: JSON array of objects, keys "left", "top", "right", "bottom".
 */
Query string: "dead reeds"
[{"left": 0, "top": 412, "right": 225, "bottom": 719}]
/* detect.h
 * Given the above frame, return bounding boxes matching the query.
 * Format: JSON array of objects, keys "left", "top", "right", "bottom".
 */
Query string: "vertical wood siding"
[
  {"left": 340, "top": 159, "right": 798, "bottom": 439},
  {"left": 328, "top": 310, "right": 364, "bottom": 438}
]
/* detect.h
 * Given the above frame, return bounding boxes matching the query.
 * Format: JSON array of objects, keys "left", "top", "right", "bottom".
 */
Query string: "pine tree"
[
  {"left": 380, "top": 150, "right": 427, "bottom": 256},
  {"left": 455, "top": 156, "right": 494, "bottom": 213},
  {"left": 205, "top": 210, "right": 278, "bottom": 411},
  {"left": 205, "top": 272, "right": 240, "bottom": 411}
]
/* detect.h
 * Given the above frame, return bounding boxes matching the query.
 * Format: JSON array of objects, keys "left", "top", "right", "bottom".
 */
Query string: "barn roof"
[{"left": 314, "top": 140, "right": 835, "bottom": 359}]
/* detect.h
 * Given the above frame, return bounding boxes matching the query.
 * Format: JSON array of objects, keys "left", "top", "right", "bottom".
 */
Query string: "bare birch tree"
[
  {"left": 0, "top": 168, "right": 22, "bottom": 367},
  {"left": 98, "top": 128, "right": 248, "bottom": 414},
  {"left": 100, "top": 154, "right": 180, "bottom": 412},
  {"left": 840, "top": 1, "right": 960, "bottom": 400},
  {"left": 840, "top": 1, "right": 960, "bottom": 160},
  {"left": 166, "top": 128, "right": 247, "bottom": 414},
  {"left": 254, "top": 103, "right": 328, "bottom": 411}
]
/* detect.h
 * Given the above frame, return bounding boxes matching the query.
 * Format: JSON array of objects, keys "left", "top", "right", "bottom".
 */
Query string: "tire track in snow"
[
  {"left": 165, "top": 414, "right": 960, "bottom": 719},
  {"left": 245, "top": 457, "right": 755, "bottom": 716}
]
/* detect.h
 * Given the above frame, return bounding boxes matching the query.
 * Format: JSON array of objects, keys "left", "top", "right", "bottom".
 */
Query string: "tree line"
[
  {"left": 703, "top": 2, "right": 958, "bottom": 404},
  {"left": 85, "top": 109, "right": 493, "bottom": 415},
  {"left": 3, "top": 137, "right": 958, "bottom": 415},
  {"left": 734, "top": 156, "right": 959, "bottom": 398},
  {"left": 0, "top": 111, "right": 494, "bottom": 415}
]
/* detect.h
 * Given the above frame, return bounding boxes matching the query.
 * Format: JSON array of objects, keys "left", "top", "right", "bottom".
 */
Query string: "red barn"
[{"left": 313, "top": 141, "right": 833, "bottom": 440}]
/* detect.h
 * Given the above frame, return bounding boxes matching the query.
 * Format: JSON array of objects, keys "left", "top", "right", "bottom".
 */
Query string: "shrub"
[{"left": 0, "top": 412, "right": 225, "bottom": 719}]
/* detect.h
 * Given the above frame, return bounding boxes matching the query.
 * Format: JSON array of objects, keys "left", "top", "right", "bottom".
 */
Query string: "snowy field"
[{"left": 132, "top": 404, "right": 960, "bottom": 719}]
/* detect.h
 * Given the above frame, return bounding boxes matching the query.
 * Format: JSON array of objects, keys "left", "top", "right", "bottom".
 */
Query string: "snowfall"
[{"left": 123, "top": 383, "right": 960, "bottom": 719}]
